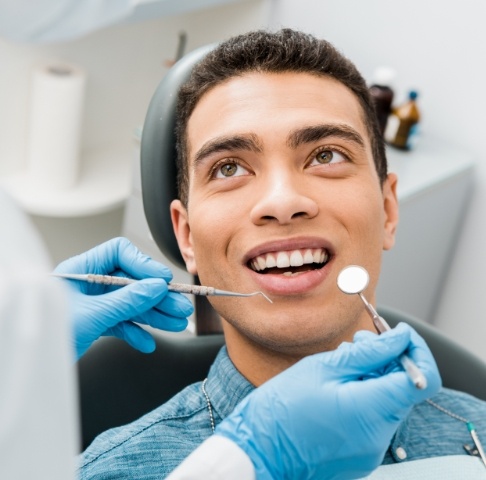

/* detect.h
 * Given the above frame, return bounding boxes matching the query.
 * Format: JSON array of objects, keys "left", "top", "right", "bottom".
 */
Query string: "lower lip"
[{"left": 248, "top": 261, "right": 331, "bottom": 296}]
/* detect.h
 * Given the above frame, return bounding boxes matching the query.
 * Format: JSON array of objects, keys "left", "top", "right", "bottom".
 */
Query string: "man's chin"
[{"left": 223, "top": 316, "right": 346, "bottom": 356}]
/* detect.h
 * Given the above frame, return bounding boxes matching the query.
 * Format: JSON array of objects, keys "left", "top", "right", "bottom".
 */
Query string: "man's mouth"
[{"left": 248, "top": 248, "right": 329, "bottom": 277}]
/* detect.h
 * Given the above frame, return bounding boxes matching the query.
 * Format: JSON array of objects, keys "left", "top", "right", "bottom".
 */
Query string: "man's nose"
[{"left": 249, "top": 173, "right": 319, "bottom": 225}]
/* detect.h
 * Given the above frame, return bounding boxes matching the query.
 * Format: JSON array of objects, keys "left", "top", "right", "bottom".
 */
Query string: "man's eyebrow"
[
  {"left": 286, "top": 124, "right": 366, "bottom": 150},
  {"left": 193, "top": 134, "right": 263, "bottom": 166}
]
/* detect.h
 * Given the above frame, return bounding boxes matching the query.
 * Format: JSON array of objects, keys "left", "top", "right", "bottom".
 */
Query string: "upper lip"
[{"left": 243, "top": 237, "right": 334, "bottom": 265}]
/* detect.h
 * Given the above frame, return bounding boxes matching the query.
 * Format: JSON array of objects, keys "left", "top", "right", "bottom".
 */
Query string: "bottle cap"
[
  {"left": 372, "top": 66, "right": 396, "bottom": 87},
  {"left": 409, "top": 90, "right": 418, "bottom": 100}
]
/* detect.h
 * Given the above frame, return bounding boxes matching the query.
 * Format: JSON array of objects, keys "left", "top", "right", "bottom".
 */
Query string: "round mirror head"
[{"left": 337, "top": 265, "right": 369, "bottom": 295}]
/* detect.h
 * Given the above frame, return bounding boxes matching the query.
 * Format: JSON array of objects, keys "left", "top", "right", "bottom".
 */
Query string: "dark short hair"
[{"left": 175, "top": 28, "right": 387, "bottom": 205}]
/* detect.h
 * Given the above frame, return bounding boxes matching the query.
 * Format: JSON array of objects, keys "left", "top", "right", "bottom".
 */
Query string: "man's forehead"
[{"left": 186, "top": 71, "right": 371, "bottom": 160}]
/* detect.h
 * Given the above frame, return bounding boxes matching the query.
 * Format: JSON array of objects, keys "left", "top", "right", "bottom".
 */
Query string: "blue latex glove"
[
  {"left": 216, "top": 323, "right": 441, "bottom": 480},
  {"left": 54, "top": 237, "right": 194, "bottom": 359}
]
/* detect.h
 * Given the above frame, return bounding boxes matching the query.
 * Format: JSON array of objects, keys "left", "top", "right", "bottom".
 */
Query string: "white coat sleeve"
[
  {"left": 0, "top": 188, "right": 79, "bottom": 479},
  {"left": 167, "top": 435, "right": 256, "bottom": 480}
]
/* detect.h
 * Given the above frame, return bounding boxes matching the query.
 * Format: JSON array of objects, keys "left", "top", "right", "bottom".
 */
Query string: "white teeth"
[
  {"left": 276, "top": 252, "right": 291, "bottom": 268},
  {"left": 250, "top": 247, "right": 329, "bottom": 272},
  {"left": 303, "top": 249, "right": 314, "bottom": 264},
  {"left": 290, "top": 250, "right": 304, "bottom": 267},
  {"left": 284, "top": 271, "right": 306, "bottom": 277},
  {"left": 257, "top": 256, "right": 266, "bottom": 270},
  {"left": 266, "top": 253, "right": 277, "bottom": 268}
]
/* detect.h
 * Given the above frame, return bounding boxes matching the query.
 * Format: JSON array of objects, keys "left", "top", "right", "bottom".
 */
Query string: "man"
[{"left": 79, "top": 29, "right": 486, "bottom": 478}]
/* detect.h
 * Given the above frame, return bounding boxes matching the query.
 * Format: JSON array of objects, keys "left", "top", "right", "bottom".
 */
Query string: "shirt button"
[{"left": 395, "top": 447, "right": 407, "bottom": 460}]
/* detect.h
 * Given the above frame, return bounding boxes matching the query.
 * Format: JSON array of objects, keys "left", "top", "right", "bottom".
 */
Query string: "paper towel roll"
[{"left": 26, "top": 63, "right": 86, "bottom": 190}]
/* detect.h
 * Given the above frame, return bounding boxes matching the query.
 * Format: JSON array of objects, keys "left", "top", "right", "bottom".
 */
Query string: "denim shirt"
[{"left": 79, "top": 346, "right": 486, "bottom": 479}]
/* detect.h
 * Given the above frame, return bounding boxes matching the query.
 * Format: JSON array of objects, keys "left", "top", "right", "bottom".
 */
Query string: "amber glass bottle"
[
  {"left": 385, "top": 90, "right": 420, "bottom": 149},
  {"left": 369, "top": 67, "right": 395, "bottom": 135}
]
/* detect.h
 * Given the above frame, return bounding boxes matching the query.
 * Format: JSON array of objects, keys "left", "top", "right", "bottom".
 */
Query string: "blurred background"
[{"left": 1, "top": 0, "right": 484, "bottom": 361}]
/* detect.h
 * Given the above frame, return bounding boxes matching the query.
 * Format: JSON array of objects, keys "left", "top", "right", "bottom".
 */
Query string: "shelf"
[
  {"left": 0, "top": 148, "right": 131, "bottom": 217},
  {"left": 386, "top": 137, "right": 475, "bottom": 202}
]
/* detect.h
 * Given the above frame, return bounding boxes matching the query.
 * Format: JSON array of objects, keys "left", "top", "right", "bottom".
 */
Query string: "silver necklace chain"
[
  {"left": 426, "top": 398, "right": 468, "bottom": 423},
  {"left": 426, "top": 398, "right": 486, "bottom": 465},
  {"left": 201, "top": 378, "right": 215, "bottom": 433}
]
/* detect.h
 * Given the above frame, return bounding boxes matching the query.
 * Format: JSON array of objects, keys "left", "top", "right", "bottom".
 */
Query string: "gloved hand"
[
  {"left": 54, "top": 237, "right": 194, "bottom": 359},
  {"left": 215, "top": 323, "right": 441, "bottom": 480}
]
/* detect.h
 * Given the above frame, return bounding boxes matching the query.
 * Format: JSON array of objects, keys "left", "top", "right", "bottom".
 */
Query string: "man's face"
[{"left": 171, "top": 72, "right": 398, "bottom": 356}]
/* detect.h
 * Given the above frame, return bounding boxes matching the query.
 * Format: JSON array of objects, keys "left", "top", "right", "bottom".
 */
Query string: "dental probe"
[
  {"left": 337, "top": 265, "right": 427, "bottom": 390},
  {"left": 52, "top": 273, "right": 273, "bottom": 303}
]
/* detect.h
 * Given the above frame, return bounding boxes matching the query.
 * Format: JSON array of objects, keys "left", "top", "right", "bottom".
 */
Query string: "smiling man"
[
  {"left": 171, "top": 70, "right": 398, "bottom": 381},
  {"left": 80, "top": 29, "right": 486, "bottom": 479}
]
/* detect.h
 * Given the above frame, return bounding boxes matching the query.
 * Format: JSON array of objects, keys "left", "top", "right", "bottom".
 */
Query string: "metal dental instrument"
[
  {"left": 337, "top": 265, "right": 427, "bottom": 390},
  {"left": 52, "top": 273, "right": 273, "bottom": 303},
  {"left": 467, "top": 422, "right": 486, "bottom": 466}
]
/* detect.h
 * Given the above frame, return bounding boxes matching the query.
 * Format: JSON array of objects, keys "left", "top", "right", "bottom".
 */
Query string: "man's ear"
[
  {"left": 170, "top": 199, "right": 197, "bottom": 275},
  {"left": 382, "top": 173, "right": 399, "bottom": 251}
]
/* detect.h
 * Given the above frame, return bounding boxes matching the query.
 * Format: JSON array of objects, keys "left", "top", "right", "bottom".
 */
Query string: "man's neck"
[
  {"left": 220, "top": 310, "right": 375, "bottom": 386},
  {"left": 222, "top": 321, "right": 349, "bottom": 386},
  {"left": 223, "top": 330, "right": 295, "bottom": 386}
]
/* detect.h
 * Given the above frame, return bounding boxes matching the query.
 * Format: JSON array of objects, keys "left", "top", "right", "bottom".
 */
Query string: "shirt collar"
[{"left": 205, "top": 346, "right": 255, "bottom": 424}]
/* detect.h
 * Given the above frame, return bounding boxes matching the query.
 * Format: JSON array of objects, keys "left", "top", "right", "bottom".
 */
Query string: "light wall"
[
  {"left": 4, "top": 0, "right": 484, "bottom": 360},
  {"left": 0, "top": 0, "right": 270, "bottom": 264},
  {"left": 269, "top": 0, "right": 486, "bottom": 361}
]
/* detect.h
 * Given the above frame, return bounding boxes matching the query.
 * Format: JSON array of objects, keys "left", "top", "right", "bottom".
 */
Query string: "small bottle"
[
  {"left": 385, "top": 90, "right": 421, "bottom": 150},
  {"left": 369, "top": 67, "right": 396, "bottom": 135}
]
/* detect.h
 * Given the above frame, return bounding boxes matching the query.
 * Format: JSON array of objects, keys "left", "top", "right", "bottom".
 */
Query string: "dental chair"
[
  {"left": 78, "top": 306, "right": 486, "bottom": 450},
  {"left": 77, "top": 45, "right": 486, "bottom": 450}
]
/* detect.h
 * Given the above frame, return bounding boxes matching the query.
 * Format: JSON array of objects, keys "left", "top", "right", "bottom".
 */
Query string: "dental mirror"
[
  {"left": 337, "top": 265, "right": 369, "bottom": 295},
  {"left": 337, "top": 264, "right": 427, "bottom": 390}
]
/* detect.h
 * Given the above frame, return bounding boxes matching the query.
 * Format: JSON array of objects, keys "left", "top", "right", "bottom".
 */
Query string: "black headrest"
[{"left": 141, "top": 44, "right": 216, "bottom": 270}]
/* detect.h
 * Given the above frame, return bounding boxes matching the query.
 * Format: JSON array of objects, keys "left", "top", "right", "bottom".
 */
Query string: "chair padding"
[
  {"left": 78, "top": 333, "right": 224, "bottom": 450},
  {"left": 78, "top": 306, "right": 486, "bottom": 450},
  {"left": 380, "top": 304, "right": 486, "bottom": 402},
  {"left": 140, "top": 44, "right": 215, "bottom": 269}
]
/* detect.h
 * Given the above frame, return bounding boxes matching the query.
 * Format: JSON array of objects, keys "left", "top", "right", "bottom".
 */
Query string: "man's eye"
[
  {"left": 309, "top": 149, "right": 347, "bottom": 166},
  {"left": 214, "top": 162, "right": 249, "bottom": 178}
]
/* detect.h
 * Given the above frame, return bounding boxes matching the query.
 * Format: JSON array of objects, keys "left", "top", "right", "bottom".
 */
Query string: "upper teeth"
[{"left": 250, "top": 248, "right": 328, "bottom": 272}]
